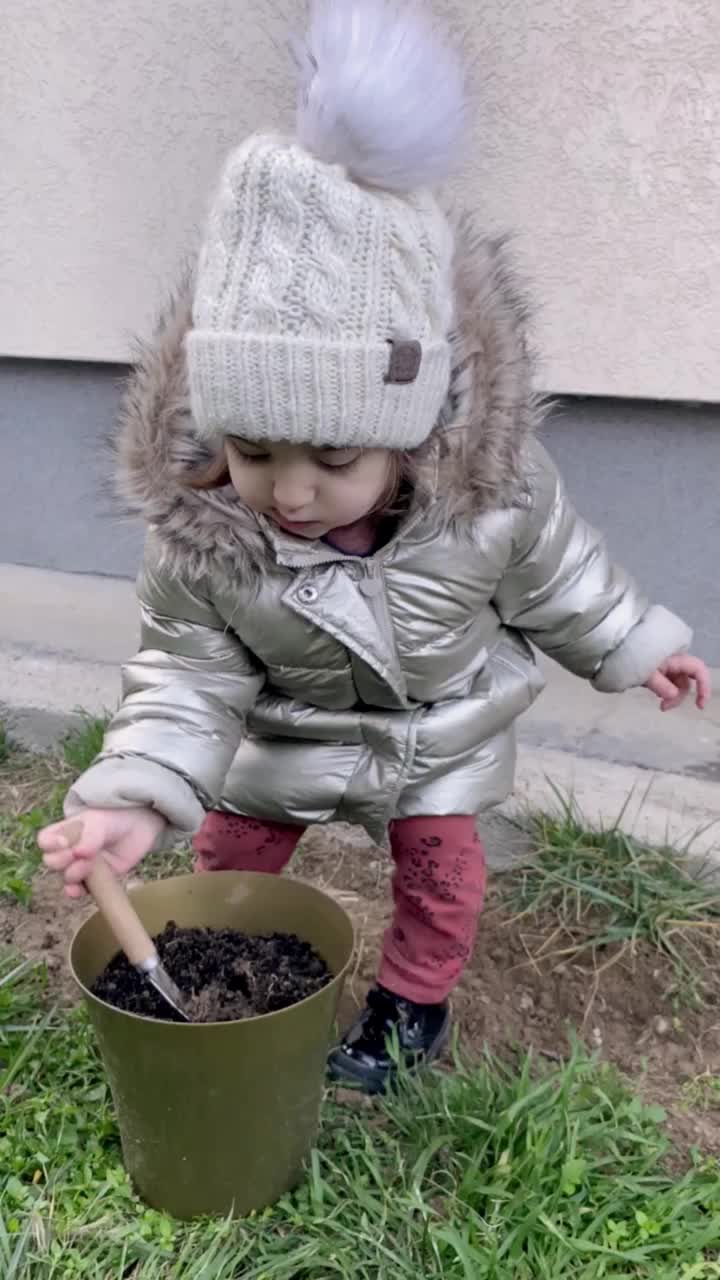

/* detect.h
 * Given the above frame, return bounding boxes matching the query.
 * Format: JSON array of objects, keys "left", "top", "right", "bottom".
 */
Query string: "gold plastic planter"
[{"left": 70, "top": 871, "right": 354, "bottom": 1219}]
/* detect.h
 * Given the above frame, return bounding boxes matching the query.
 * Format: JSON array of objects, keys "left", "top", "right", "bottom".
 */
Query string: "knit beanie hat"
[{"left": 187, "top": 0, "right": 465, "bottom": 452}]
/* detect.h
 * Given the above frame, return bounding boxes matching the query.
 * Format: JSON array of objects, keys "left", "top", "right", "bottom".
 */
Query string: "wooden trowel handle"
[{"left": 84, "top": 856, "right": 157, "bottom": 969}]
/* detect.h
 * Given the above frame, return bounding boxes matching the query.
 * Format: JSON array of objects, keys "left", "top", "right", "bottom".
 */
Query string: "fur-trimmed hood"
[{"left": 112, "top": 209, "right": 543, "bottom": 584}]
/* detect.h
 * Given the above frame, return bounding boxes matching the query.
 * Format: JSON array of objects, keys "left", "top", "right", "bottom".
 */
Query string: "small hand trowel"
[{"left": 83, "top": 854, "right": 192, "bottom": 1023}]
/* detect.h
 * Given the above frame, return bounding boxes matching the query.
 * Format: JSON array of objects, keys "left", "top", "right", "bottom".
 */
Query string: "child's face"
[{"left": 225, "top": 437, "right": 393, "bottom": 538}]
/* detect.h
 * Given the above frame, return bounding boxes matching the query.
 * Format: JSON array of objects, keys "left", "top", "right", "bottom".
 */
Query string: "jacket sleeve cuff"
[
  {"left": 592, "top": 605, "right": 693, "bottom": 694},
  {"left": 64, "top": 757, "right": 206, "bottom": 843}
]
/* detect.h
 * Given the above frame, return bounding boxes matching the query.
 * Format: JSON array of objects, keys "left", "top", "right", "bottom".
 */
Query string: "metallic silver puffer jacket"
[{"left": 67, "top": 216, "right": 691, "bottom": 843}]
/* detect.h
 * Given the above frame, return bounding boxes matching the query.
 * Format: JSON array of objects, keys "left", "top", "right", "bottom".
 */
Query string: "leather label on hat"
[{"left": 385, "top": 339, "right": 422, "bottom": 385}]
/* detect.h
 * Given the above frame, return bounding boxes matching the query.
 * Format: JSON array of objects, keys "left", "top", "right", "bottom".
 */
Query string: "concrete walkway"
[{"left": 1, "top": 562, "right": 718, "bottom": 864}]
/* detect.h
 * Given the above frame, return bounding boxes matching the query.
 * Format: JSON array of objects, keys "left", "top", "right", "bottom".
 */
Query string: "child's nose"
[{"left": 272, "top": 468, "right": 314, "bottom": 512}]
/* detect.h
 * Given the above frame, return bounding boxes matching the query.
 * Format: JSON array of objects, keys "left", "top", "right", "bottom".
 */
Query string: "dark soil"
[{"left": 91, "top": 921, "right": 330, "bottom": 1023}]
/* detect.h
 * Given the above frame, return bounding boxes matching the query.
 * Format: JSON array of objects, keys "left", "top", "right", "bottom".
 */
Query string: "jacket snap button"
[{"left": 297, "top": 585, "right": 318, "bottom": 604}]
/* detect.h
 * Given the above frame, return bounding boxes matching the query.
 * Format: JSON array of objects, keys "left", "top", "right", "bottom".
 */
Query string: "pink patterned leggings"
[{"left": 193, "top": 813, "right": 486, "bottom": 1003}]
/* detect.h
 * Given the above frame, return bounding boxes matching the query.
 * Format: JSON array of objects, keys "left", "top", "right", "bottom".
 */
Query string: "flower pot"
[{"left": 70, "top": 870, "right": 354, "bottom": 1219}]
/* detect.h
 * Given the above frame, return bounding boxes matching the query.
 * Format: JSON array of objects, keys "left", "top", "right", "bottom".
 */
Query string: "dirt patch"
[
  {"left": 293, "top": 826, "right": 720, "bottom": 1158},
  {"left": 0, "top": 869, "right": 90, "bottom": 1004},
  {"left": 340, "top": 880, "right": 687, "bottom": 1069},
  {"left": 332, "top": 911, "right": 720, "bottom": 1157},
  {"left": 454, "top": 906, "right": 720, "bottom": 1110},
  {"left": 91, "top": 921, "right": 330, "bottom": 1022}
]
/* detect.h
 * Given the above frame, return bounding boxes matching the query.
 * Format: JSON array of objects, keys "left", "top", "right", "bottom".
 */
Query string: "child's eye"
[
  {"left": 318, "top": 454, "right": 360, "bottom": 472},
  {"left": 231, "top": 445, "right": 269, "bottom": 463},
  {"left": 226, "top": 436, "right": 269, "bottom": 462}
]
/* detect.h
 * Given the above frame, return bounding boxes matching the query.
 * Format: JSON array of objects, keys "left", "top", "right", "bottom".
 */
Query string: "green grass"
[
  {"left": 503, "top": 795, "right": 720, "bottom": 1005},
  {"left": 59, "top": 714, "right": 112, "bottom": 778},
  {"left": 3, "top": 735, "right": 720, "bottom": 1274},
  {"left": 0, "top": 723, "right": 13, "bottom": 766},
  {"left": 0, "top": 778, "right": 64, "bottom": 907},
  {"left": 0, "top": 715, "right": 191, "bottom": 901},
  {"left": 0, "top": 717, "right": 110, "bottom": 905},
  {"left": 0, "top": 953, "right": 52, "bottom": 1033},
  {"left": 1, "top": 950, "right": 720, "bottom": 1279},
  {"left": 682, "top": 1073, "right": 720, "bottom": 1114},
  {"left": 142, "top": 845, "right": 193, "bottom": 879}
]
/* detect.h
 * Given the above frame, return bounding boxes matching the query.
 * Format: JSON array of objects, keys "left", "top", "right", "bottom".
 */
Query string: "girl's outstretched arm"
[{"left": 493, "top": 439, "right": 698, "bottom": 697}]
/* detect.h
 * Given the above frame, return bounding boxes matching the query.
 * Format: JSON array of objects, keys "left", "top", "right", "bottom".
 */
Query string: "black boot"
[{"left": 328, "top": 984, "right": 451, "bottom": 1094}]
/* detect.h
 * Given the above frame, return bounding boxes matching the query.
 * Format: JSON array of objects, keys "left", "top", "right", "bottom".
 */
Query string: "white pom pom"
[{"left": 294, "top": 0, "right": 466, "bottom": 191}]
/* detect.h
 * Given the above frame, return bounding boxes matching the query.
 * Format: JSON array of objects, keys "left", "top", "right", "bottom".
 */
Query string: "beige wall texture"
[{"left": 2, "top": 0, "right": 719, "bottom": 399}]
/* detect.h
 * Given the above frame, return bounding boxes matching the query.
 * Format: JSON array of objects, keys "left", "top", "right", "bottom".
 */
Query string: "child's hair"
[{"left": 185, "top": 443, "right": 413, "bottom": 520}]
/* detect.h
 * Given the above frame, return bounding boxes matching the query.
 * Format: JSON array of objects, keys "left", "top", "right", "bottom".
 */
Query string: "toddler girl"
[{"left": 40, "top": 0, "right": 710, "bottom": 1093}]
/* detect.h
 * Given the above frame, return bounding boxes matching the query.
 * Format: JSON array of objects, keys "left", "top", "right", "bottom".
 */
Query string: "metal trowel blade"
[{"left": 141, "top": 958, "right": 192, "bottom": 1022}]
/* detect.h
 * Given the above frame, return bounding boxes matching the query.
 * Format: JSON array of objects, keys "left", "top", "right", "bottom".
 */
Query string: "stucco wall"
[{"left": 2, "top": 0, "right": 720, "bottom": 399}]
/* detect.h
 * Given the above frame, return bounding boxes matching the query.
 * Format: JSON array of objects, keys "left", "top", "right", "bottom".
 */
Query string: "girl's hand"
[
  {"left": 644, "top": 655, "right": 712, "bottom": 712},
  {"left": 38, "top": 807, "right": 166, "bottom": 899}
]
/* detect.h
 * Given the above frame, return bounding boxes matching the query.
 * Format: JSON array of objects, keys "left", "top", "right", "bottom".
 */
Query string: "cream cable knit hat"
[{"left": 187, "top": 0, "right": 465, "bottom": 451}]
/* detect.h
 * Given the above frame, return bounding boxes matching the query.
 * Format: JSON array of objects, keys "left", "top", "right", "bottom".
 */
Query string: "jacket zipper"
[{"left": 359, "top": 564, "right": 405, "bottom": 694}]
